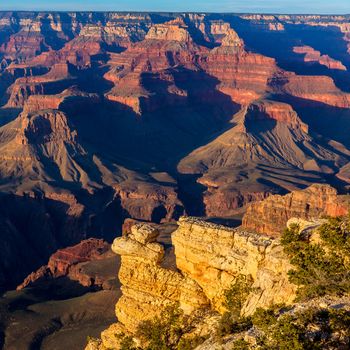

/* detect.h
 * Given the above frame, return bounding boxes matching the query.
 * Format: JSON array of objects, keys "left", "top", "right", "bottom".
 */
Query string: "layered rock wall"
[
  {"left": 172, "top": 217, "right": 296, "bottom": 315},
  {"left": 242, "top": 184, "right": 350, "bottom": 237}
]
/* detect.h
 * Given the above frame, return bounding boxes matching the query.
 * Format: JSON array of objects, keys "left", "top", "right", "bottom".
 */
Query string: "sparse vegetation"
[
  {"left": 86, "top": 335, "right": 102, "bottom": 346},
  {"left": 115, "top": 332, "right": 137, "bottom": 350},
  {"left": 217, "top": 274, "right": 253, "bottom": 337},
  {"left": 177, "top": 335, "right": 207, "bottom": 350},
  {"left": 251, "top": 306, "right": 350, "bottom": 349},
  {"left": 281, "top": 217, "right": 350, "bottom": 300},
  {"left": 136, "top": 303, "right": 206, "bottom": 350},
  {"left": 231, "top": 339, "right": 250, "bottom": 350},
  {"left": 211, "top": 217, "right": 350, "bottom": 349}
]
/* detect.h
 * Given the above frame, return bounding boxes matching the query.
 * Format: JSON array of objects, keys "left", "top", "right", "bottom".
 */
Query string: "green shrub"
[
  {"left": 177, "top": 335, "right": 206, "bottom": 350},
  {"left": 137, "top": 303, "right": 195, "bottom": 350},
  {"left": 115, "top": 333, "right": 137, "bottom": 350},
  {"left": 217, "top": 275, "right": 253, "bottom": 337},
  {"left": 251, "top": 307, "right": 278, "bottom": 332},
  {"left": 281, "top": 219, "right": 350, "bottom": 300},
  {"left": 231, "top": 339, "right": 249, "bottom": 350},
  {"left": 223, "top": 275, "right": 254, "bottom": 319},
  {"left": 250, "top": 306, "right": 350, "bottom": 350}
]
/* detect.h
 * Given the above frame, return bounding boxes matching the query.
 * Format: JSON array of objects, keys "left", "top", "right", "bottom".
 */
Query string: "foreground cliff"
[
  {"left": 86, "top": 184, "right": 350, "bottom": 349},
  {"left": 87, "top": 219, "right": 296, "bottom": 349}
]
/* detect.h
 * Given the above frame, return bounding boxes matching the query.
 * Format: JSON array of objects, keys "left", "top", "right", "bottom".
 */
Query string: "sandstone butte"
[{"left": 86, "top": 184, "right": 350, "bottom": 350}]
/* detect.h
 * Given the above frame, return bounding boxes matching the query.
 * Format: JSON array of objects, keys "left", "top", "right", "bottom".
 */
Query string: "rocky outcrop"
[
  {"left": 88, "top": 190, "right": 350, "bottom": 348},
  {"left": 113, "top": 180, "right": 184, "bottom": 223},
  {"left": 111, "top": 222, "right": 209, "bottom": 332},
  {"left": 5, "top": 63, "right": 76, "bottom": 108},
  {"left": 200, "top": 185, "right": 271, "bottom": 217},
  {"left": 23, "top": 86, "right": 100, "bottom": 113},
  {"left": 145, "top": 18, "right": 192, "bottom": 42},
  {"left": 242, "top": 184, "right": 350, "bottom": 237},
  {"left": 293, "top": 46, "right": 346, "bottom": 71},
  {"left": 172, "top": 217, "right": 296, "bottom": 314},
  {"left": 246, "top": 100, "right": 308, "bottom": 131},
  {"left": 89, "top": 217, "right": 297, "bottom": 349},
  {"left": 17, "top": 238, "right": 116, "bottom": 290},
  {"left": 280, "top": 73, "right": 350, "bottom": 108}
]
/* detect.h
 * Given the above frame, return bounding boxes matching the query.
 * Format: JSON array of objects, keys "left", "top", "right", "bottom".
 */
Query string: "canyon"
[{"left": 0, "top": 10, "right": 350, "bottom": 349}]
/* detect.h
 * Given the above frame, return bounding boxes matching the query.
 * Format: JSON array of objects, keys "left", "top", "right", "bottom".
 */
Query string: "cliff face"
[
  {"left": 242, "top": 184, "right": 350, "bottom": 237},
  {"left": 90, "top": 217, "right": 296, "bottom": 349},
  {"left": 172, "top": 217, "right": 296, "bottom": 315},
  {"left": 111, "top": 222, "right": 209, "bottom": 332}
]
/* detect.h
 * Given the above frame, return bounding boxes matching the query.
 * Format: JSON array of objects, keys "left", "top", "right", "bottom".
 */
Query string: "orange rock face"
[{"left": 242, "top": 184, "right": 350, "bottom": 237}]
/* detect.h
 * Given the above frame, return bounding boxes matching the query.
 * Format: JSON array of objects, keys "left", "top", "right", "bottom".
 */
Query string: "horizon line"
[{"left": 0, "top": 9, "right": 350, "bottom": 16}]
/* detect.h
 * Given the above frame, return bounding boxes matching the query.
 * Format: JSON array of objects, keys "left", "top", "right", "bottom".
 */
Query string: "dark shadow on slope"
[
  {"left": 40, "top": 17, "right": 71, "bottom": 51},
  {"left": 0, "top": 189, "right": 128, "bottom": 292},
  {"left": 273, "top": 94, "right": 350, "bottom": 147},
  {"left": 74, "top": 67, "right": 240, "bottom": 173},
  {"left": 176, "top": 174, "right": 206, "bottom": 217},
  {"left": 0, "top": 107, "right": 21, "bottom": 126}
]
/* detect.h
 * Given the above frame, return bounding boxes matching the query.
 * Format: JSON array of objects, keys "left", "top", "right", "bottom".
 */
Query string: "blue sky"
[{"left": 0, "top": 0, "right": 349, "bottom": 14}]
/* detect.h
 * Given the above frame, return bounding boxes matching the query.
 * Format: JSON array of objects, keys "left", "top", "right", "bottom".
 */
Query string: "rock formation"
[
  {"left": 17, "top": 238, "right": 116, "bottom": 290},
  {"left": 111, "top": 222, "right": 209, "bottom": 332},
  {"left": 173, "top": 217, "right": 296, "bottom": 314},
  {"left": 87, "top": 217, "right": 297, "bottom": 349},
  {"left": 293, "top": 46, "right": 346, "bottom": 71},
  {"left": 242, "top": 184, "right": 350, "bottom": 237}
]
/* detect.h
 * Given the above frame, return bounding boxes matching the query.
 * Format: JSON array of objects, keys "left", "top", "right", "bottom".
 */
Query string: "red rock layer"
[
  {"left": 203, "top": 38, "right": 275, "bottom": 105},
  {"left": 202, "top": 187, "right": 271, "bottom": 217},
  {"left": 17, "top": 238, "right": 111, "bottom": 289},
  {"left": 242, "top": 184, "right": 350, "bottom": 237},
  {"left": 279, "top": 74, "right": 350, "bottom": 108},
  {"left": 0, "top": 28, "right": 47, "bottom": 61},
  {"left": 5, "top": 63, "right": 76, "bottom": 108},
  {"left": 293, "top": 46, "right": 346, "bottom": 71},
  {"left": 246, "top": 100, "right": 308, "bottom": 131},
  {"left": 104, "top": 18, "right": 208, "bottom": 113},
  {"left": 23, "top": 87, "right": 100, "bottom": 113}
]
